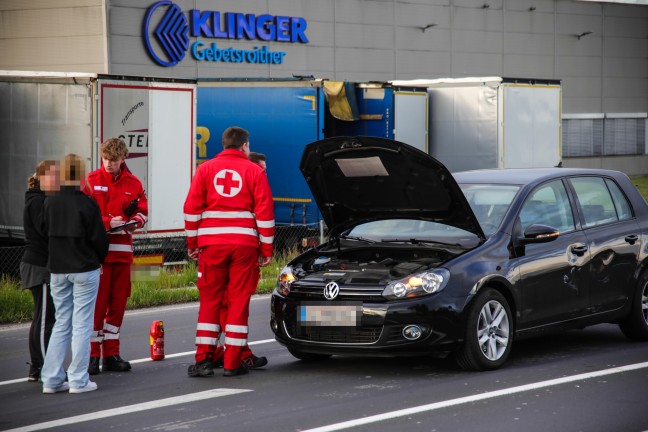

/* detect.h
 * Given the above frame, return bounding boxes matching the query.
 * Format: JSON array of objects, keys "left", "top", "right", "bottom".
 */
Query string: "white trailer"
[
  {"left": 0, "top": 71, "right": 196, "bottom": 265},
  {"left": 392, "top": 77, "right": 562, "bottom": 172}
]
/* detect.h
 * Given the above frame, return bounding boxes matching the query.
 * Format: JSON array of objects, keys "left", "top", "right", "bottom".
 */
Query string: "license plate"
[{"left": 298, "top": 304, "right": 361, "bottom": 327}]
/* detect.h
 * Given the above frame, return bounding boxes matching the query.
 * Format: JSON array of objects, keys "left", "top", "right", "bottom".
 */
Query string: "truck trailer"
[{"left": 0, "top": 71, "right": 196, "bottom": 274}]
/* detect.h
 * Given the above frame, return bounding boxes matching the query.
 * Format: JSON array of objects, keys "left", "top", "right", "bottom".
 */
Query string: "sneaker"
[
  {"left": 43, "top": 382, "right": 70, "bottom": 394},
  {"left": 223, "top": 364, "right": 249, "bottom": 377},
  {"left": 102, "top": 355, "right": 131, "bottom": 372},
  {"left": 242, "top": 355, "right": 268, "bottom": 370},
  {"left": 27, "top": 363, "right": 41, "bottom": 382},
  {"left": 69, "top": 381, "right": 98, "bottom": 394},
  {"left": 187, "top": 358, "right": 215, "bottom": 378},
  {"left": 88, "top": 357, "right": 101, "bottom": 375}
]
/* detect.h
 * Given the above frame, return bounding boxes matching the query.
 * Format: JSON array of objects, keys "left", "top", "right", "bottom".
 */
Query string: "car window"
[
  {"left": 570, "top": 177, "right": 619, "bottom": 227},
  {"left": 605, "top": 178, "right": 633, "bottom": 221},
  {"left": 459, "top": 184, "right": 520, "bottom": 236},
  {"left": 519, "top": 180, "right": 575, "bottom": 233}
]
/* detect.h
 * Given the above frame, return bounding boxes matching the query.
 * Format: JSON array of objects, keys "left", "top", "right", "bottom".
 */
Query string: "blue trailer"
[
  {"left": 196, "top": 79, "right": 428, "bottom": 242},
  {"left": 197, "top": 79, "right": 326, "bottom": 228}
]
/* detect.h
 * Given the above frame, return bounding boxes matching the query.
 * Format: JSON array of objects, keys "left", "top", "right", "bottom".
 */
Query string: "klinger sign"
[{"left": 143, "top": 1, "right": 309, "bottom": 67}]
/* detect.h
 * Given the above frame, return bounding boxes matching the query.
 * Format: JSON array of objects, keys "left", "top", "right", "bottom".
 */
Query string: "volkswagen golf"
[{"left": 270, "top": 137, "right": 648, "bottom": 371}]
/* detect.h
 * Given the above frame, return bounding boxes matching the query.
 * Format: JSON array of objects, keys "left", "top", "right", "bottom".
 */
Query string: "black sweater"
[
  {"left": 44, "top": 186, "right": 109, "bottom": 273},
  {"left": 22, "top": 189, "right": 48, "bottom": 267}
]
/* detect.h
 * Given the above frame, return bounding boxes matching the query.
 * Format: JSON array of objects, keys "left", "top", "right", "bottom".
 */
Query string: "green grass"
[
  {"left": 0, "top": 274, "right": 33, "bottom": 323},
  {"left": 630, "top": 175, "right": 648, "bottom": 203},
  {"left": 0, "top": 249, "right": 299, "bottom": 324}
]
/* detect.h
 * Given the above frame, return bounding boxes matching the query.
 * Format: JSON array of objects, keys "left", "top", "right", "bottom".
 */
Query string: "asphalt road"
[{"left": 1, "top": 295, "right": 647, "bottom": 432}]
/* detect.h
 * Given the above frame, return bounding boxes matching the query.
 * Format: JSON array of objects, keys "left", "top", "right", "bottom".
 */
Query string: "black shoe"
[
  {"left": 242, "top": 355, "right": 268, "bottom": 370},
  {"left": 27, "top": 363, "right": 41, "bottom": 382},
  {"left": 102, "top": 355, "right": 131, "bottom": 372},
  {"left": 223, "top": 364, "right": 249, "bottom": 377},
  {"left": 213, "top": 358, "right": 224, "bottom": 368},
  {"left": 188, "top": 358, "right": 215, "bottom": 378},
  {"left": 88, "top": 357, "right": 101, "bottom": 375}
]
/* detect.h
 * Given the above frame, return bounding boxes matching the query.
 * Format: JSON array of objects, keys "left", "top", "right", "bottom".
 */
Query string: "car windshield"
[
  {"left": 346, "top": 219, "right": 480, "bottom": 248},
  {"left": 459, "top": 183, "right": 521, "bottom": 236}
]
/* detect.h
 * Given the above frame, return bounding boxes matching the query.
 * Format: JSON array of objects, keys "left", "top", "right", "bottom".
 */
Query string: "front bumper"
[{"left": 270, "top": 292, "right": 466, "bottom": 357}]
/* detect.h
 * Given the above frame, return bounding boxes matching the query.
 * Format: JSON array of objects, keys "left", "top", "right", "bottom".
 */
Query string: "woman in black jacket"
[{"left": 19, "top": 160, "right": 58, "bottom": 382}]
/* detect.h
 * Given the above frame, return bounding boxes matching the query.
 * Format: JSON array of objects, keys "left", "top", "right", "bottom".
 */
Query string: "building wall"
[
  {"left": 0, "top": 1, "right": 645, "bottom": 114},
  {"left": 0, "top": 0, "right": 108, "bottom": 73},
  {"left": 103, "top": 0, "right": 648, "bottom": 115}
]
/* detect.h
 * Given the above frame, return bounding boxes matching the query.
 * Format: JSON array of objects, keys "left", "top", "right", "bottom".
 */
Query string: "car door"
[
  {"left": 514, "top": 179, "right": 591, "bottom": 328},
  {"left": 568, "top": 176, "right": 641, "bottom": 313}
]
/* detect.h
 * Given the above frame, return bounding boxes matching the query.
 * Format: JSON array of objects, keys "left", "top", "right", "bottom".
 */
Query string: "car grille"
[
  {"left": 290, "top": 281, "right": 385, "bottom": 301},
  {"left": 284, "top": 321, "right": 383, "bottom": 344}
]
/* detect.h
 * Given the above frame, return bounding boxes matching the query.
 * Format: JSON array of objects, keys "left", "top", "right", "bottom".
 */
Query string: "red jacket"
[
  {"left": 85, "top": 163, "right": 148, "bottom": 263},
  {"left": 183, "top": 149, "right": 275, "bottom": 257}
]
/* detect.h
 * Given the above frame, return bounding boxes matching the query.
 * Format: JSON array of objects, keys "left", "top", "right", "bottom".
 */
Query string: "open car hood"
[{"left": 300, "top": 137, "right": 485, "bottom": 240}]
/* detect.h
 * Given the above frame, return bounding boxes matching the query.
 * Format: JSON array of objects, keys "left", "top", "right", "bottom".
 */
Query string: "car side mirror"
[{"left": 519, "top": 224, "right": 560, "bottom": 244}]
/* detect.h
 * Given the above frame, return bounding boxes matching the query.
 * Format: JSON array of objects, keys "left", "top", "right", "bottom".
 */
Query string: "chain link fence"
[{"left": 0, "top": 222, "right": 329, "bottom": 278}]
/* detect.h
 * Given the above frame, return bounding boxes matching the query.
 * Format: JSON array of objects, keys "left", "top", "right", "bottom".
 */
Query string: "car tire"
[
  {"left": 619, "top": 271, "right": 648, "bottom": 341},
  {"left": 455, "top": 288, "right": 513, "bottom": 371},
  {"left": 287, "top": 348, "right": 332, "bottom": 361}
]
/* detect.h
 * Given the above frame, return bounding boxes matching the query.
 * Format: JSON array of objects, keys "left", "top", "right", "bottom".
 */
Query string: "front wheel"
[
  {"left": 619, "top": 271, "right": 648, "bottom": 341},
  {"left": 455, "top": 288, "right": 513, "bottom": 371},
  {"left": 287, "top": 347, "right": 332, "bottom": 362}
]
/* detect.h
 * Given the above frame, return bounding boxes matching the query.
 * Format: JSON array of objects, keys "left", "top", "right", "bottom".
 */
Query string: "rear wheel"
[
  {"left": 619, "top": 271, "right": 648, "bottom": 341},
  {"left": 287, "top": 348, "right": 332, "bottom": 361},
  {"left": 455, "top": 288, "right": 513, "bottom": 371}
]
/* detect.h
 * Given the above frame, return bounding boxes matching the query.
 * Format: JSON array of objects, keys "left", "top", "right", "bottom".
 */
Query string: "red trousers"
[
  {"left": 213, "top": 292, "right": 254, "bottom": 361},
  {"left": 91, "top": 262, "right": 131, "bottom": 358},
  {"left": 195, "top": 244, "right": 259, "bottom": 370}
]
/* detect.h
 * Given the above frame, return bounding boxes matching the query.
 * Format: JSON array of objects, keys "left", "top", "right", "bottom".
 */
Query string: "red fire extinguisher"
[{"left": 150, "top": 320, "right": 165, "bottom": 360}]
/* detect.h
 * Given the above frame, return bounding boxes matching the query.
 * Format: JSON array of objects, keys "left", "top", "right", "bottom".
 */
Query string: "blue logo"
[{"left": 143, "top": 1, "right": 190, "bottom": 67}]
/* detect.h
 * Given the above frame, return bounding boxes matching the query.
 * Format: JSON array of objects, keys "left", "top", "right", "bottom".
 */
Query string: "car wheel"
[
  {"left": 619, "top": 271, "right": 648, "bottom": 341},
  {"left": 455, "top": 288, "right": 513, "bottom": 371},
  {"left": 287, "top": 348, "right": 332, "bottom": 361}
]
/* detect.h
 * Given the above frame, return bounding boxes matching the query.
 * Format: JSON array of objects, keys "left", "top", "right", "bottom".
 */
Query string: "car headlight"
[
  {"left": 382, "top": 268, "right": 450, "bottom": 299},
  {"left": 276, "top": 265, "right": 297, "bottom": 296}
]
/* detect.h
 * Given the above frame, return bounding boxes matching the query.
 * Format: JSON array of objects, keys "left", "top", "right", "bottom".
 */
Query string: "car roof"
[{"left": 453, "top": 167, "right": 626, "bottom": 185}]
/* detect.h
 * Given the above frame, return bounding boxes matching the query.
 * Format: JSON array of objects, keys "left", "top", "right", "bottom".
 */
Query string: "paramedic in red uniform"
[
  {"left": 184, "top": 126, "right": 274, "bottom": 377},
  {"left": 85, "top": 137, "right": 148, "bottom": 375}
]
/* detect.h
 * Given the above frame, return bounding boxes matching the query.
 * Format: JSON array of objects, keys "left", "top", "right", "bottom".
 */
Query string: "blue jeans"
[{"left": 41, "top": 268, "right": 100, "bottom": 390}]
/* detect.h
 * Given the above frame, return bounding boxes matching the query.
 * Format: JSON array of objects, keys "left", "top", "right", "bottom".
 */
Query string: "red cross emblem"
[{"left": 214, "top": 169, "right": 242, "bottom": 197}]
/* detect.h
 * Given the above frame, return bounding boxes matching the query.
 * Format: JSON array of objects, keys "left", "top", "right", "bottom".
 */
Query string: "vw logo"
[
  {"left": 143, "top": 1, "right": 189, "bottom": 67},
  {"left": 323, "top": 282, "right": 340, "bottom": 300}
]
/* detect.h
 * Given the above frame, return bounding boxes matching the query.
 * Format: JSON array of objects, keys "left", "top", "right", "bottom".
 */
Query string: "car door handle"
[
  {"left": 625, "top": 235, "right": 638, "bottom": 245},
  {"left": 570, "top": 245, "right": 588, "bottom": 256}
]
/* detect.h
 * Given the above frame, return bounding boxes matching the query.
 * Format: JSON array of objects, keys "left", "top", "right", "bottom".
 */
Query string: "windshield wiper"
[
  {"left": 380, "top": 238, "right": 462, "bottom": 247},
  {"left": 338, "top": 234, "right": 376, "bottom": 244}
]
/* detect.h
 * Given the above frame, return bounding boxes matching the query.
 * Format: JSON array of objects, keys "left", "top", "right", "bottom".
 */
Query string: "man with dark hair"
[
  {"left": 248, "top": 152, "right": 266, "bottom": 171},
  {"left": 184, "top": 126, "right": 274, "bottom": 377},
  {"left": 85, "top": 138, "right": 148, "bottom": 375}
]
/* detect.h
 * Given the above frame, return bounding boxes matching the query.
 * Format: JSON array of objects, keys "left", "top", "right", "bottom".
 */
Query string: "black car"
[{"left": 270, "top": 137, "right": 648, "bottom": 371}]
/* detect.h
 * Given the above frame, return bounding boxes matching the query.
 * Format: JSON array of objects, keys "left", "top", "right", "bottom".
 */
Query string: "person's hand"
[
  {"left": 258, "top": 255, "right": 271, "bottom": 267},
  {"left": 188, "top": 248, "right": 201, "bottom": 261},
  {"left": 109, "top": 216, "right": 124, "bottom": 228},
  {"left": 124, "top": 220, "right": 138, "bottom": 233}
]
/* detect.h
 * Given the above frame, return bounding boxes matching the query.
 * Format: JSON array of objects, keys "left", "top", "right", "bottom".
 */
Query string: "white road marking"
[
  {"left": 4, "top": 388, "right": 252, "bottom": 432},
  {"left": 301, "top": 361, "right": 648, "bottom": 432},
  {"left": 0, "top": 338, "right": 277, "bottom": 386},
  {"left": 130, "top": 338, "right": 277, "bottom": 364}
]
